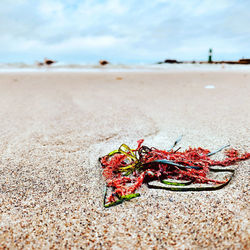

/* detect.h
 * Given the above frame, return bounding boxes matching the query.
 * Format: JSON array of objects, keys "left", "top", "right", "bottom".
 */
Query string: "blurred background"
[{"left": 0, "top": 0, "right": 250, "bottom": 64}]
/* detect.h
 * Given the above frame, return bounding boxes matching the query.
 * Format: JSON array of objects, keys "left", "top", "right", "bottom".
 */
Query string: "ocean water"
[{"left": 0, "top": 62, "right": 250, "bottom": 73}]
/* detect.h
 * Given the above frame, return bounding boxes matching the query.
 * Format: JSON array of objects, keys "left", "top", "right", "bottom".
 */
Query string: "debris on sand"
[
  {"left": 99, "top": 60, "right": 109, "bottom": 66},
  {"left": 44, "top": 58, "right": 57, "bottom": 66},
  {"left": 36, "top": 61, "right": 44, "bottom": 67},
  {"left": 99, "top": 138, "right": 250, "bottom": 207},
  {"left": 36, "top": 58, "right": 57, "bottom": 67}
]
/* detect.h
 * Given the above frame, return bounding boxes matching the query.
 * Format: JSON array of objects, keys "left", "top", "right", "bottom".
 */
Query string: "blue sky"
[{"left": 0, "top": 0, "right": 250, "bottom": 64}]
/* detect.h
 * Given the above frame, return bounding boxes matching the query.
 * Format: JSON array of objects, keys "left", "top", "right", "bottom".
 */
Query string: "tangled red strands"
[{"left": 99, "top": 138, "right": 250, "bottom": 207}]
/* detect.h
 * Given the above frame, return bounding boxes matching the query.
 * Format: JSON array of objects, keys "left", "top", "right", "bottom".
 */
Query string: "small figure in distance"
[
  {"left": 44, "top": 58, "right": 57, "bottom": 66},
  {"left": 99, "top": 60, "right": 109, "bottom": 66},
  {"left": 36, "top": 61, "right": 44, "bottom": 67}
]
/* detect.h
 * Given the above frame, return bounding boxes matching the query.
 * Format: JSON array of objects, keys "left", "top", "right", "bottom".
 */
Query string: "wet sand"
[{"left": 0, "top": 71, "right": 249, "bottom": 249}]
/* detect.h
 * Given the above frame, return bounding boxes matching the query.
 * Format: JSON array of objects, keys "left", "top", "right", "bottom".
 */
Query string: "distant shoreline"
[
  {"left": 0, "top": 62, "right": 250, "bottom": 73},
  {"left": 158, "top": 58, "right": 250, "bottom": 65}
]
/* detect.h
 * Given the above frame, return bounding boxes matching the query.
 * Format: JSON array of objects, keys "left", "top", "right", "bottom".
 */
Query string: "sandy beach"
[{"left": 0, "top": 71, "right": 249, "bottom": 249}]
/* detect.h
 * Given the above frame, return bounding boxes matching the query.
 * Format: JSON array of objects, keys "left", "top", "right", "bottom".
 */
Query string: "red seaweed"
[{"left": 99, "top": 139, "right": 250, "bottom": 207}]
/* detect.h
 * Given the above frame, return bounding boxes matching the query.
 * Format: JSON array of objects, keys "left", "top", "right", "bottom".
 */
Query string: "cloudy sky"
[{"left": 0, "top": 0, "right": 250, "bottom": 64}]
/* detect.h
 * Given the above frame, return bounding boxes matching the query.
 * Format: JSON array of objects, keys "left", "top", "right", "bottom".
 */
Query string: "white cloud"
[
  {"left": 39, "top": 1, "right": 65, "bottom": 18},
  {"left": 2, "top": 35, "right": 125, "bottom": 52},
  {"left": 0, "top": 0, "right": 250, "bottom": 63}
]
